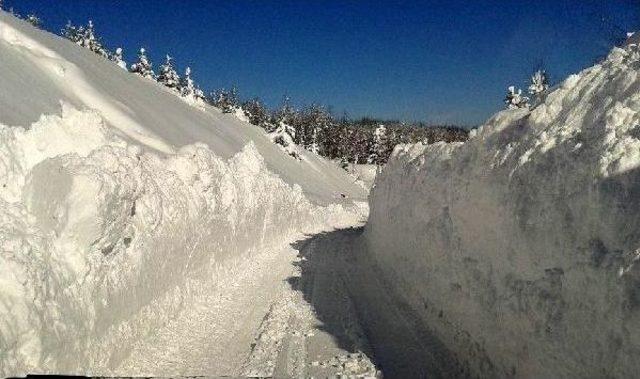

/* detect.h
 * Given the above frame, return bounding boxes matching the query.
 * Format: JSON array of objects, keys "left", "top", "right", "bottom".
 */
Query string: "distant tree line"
[
  {"left": 59, "top": 20, "right": 208, "bottom": 104},
  {"left": 237, "top": 97, "right": 468, "bottom": 164},
  {"left": 7, "top": 10, "right": 468, "bottom": 165}
]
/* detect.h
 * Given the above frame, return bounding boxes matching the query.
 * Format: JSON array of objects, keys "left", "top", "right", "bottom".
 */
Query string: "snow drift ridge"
[
  {"left": 0, "top": 12, "right": 370, "bottom": 376},
  {"left": 366, "top": 42, "right": 640, "bottom": 377},
  {"left": 0, "top": 105, "right": 364, "bottom": 376},
  {"left": 0, "top": 11, "right": 366, "bottom": 204}
]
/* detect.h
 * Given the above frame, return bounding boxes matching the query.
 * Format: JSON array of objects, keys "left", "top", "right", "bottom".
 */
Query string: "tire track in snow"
[
  {"left": 116, "top": 225, "right": 462, "bottom": 378},
  {"left": 114, "top": 230, "right": 377, "bottom": 377},
  {"left": 114, "top": 243, "right": 298, "bottom": 376},
  {"left": 241, "top": 237, "right": 378, "bottom": 378},
  {"left": 287, "top": 227, "right": 468, "bottom": 379}
]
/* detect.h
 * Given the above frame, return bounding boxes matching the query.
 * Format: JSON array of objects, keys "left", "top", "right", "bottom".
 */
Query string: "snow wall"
[
  {"left": 0, "top": 104, "right": 365, "bottom": 376},
  {"left": 365, "top": 43, "right": 640, "bottom": 378}
]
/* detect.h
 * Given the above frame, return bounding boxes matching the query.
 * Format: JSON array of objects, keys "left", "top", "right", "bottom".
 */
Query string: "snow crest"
[
  {"left": 0, "top": 105, "right": 362, "bottom": 376},
  {"left": 365, "top": 44, "right": 640, "bottom": 377}
]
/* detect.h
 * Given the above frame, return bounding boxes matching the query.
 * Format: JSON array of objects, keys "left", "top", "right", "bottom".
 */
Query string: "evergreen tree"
[
  {"left": 242, "top": 98, "right": 271, "bottom": 129},
  {"left": 180, "top": 66, "right": 195, "bottom": 96},
  {"left": 62, "top": 21, "right": 83, "bottom": 44},
  {"left": 130, "top": 48, "right": 155, "bottom": 79},
  {"left": 370, "top": 125, "right": 390, "bottom": 164},
  {"left": 270, "top": 121, "right": 299, "bottom": 159},
  {"left": 25, "top": 14, "right": 42, "bottom": 28},
  {"left": 275, "top": 96, "right": 296, "bottom": 126},
  {"left": 210, "top": 86, "right": 239, "bottom": 112},
  {"left": 322, "top": 120, "right": 348, "bottom": 160},
  {"left": 349, "top": 126, "right": 374, "bottom": 164},
  {"left": 528, "top": 69, "right": 549, "bottom": 104},
  {"left": 300, "top": 104, "right": 331, "bottom": 154},
  {"left": 179, "top": 67, "right": 205, "bottom": 101},
  {"left": 110, "top": 47, "right": 127, "bottom": 70},
  {"left": 270, "top": 96, "right": 299, "bottom": 157},
  {"left": 61, "top": 20, "right": 108, "bottom": 57},
  {"left": 504, "top": 86, "right": 529, "bottom": 109},
  {"left": 157, "top": 55, "right": 180, "bottom": 90},
  {"left": 82, "top": 20, "right": 108, "bottom": 57}
]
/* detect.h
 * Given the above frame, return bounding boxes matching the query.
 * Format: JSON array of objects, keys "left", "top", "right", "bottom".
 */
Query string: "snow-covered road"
[
  {"left": 114, "top": 226, "right": 465, "bottom": 378},
  {"left": 115, "top": 225, "right": 378, "bottom": 377}
]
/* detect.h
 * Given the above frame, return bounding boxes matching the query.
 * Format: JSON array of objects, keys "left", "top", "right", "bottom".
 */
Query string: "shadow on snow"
[{"left": 286, "top": 227, "right": 470, "bottom": 379}]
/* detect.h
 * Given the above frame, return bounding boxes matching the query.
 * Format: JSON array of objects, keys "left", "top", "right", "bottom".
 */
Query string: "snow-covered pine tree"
[
  {"left": 269, "top": 96, "right": 299, "bottom": 158},
  {"left": 270, "top": 125, "right": 300, "bottom": 159},
  {"left": 194, "top": 87, "right": 205, "bottom": 102},
  {"left": 130, "top": 48, "right": 155, "bottom": 79},
  {"left": 528, "top": 69, "right": 549, "bottom": 104},
  {"left": 210, "top": 86, "right": 239, "bottom": 113},
  {"left": 226, "top": 86, "right": 239, "bottom": 111},
  {"left": 301, "top": 104, "right": 332, "bottom": 154},
  {"left": 25, "top": 14, "right": 42, "bottom": 28},
  {"left": 82, "top": 20, "right": 108, "bottom": 57},
  {"left": 273, "top": 97, "right": 299, "bottom": 136},
  {"left": 370, "top": 125, "right": 389, "bottom": 164},
  {"left": 504, "top": 86, "right": 529, "bottom": 109},
  {"left": 242, "top": 98, "right": 271, "bottom": 130},
  {"left": 110, "top": 47, "right": 127, "bottom": 70},
  {"left": 157, "top": 55, "right": 180, "bottom": 90},
  {"left": 62, "top": 21, "right": 83, "bottom": 44},
  {"left": 275, "top": 96, "right": 296, "bottom": 126},
  {"left": 180, "top": 66, "right": 195, "bottom": 96},
  {"left": 61, "top": 20, "right": 108, "bottom": 57},
  {"left": 175, "top": 67, "right": 205, "bottom": 105},
  {"left": 270, "top": 120, "right": 300, "bottom": 159}
]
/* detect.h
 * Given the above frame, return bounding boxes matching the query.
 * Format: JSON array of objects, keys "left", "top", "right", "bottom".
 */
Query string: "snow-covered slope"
[
  {"left": 0, "top": 13, "right": 368, "bottom": 376},
  {"left": 0, "top": 12, "right": 365, "bottom": 204},
  {"left": 365, "top": 42, "right": 640, "bottom": 377},
  {"left": 345, "top": 163, "right": 378, "bottom": 190}
]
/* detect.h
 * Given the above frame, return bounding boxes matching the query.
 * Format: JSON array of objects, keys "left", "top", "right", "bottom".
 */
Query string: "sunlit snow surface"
[
  {"left": 0, "top": 12, "right": 365, "bottom": 204},
  {"left": 0, "top": 12, "right": 369, "bottom": 376},
  {"left": 366, "top": 39, "right": 640, "bottom": 377}
]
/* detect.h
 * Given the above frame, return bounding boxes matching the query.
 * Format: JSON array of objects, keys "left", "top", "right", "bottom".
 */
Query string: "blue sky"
[{"left": 5, "top": 1, "right": 640, "bottom": 126}]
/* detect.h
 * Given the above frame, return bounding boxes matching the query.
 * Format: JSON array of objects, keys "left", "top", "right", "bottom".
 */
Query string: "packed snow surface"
[
  {"left": 0, "top": 13, "right": 372, "bottom": 376},
  {"left": 366, "top": 41, "right": 640, "bottom": 377}
]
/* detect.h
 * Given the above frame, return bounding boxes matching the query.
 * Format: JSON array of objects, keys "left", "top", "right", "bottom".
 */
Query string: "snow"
[
  {"left": 625, "top": 31, "right": 639, "bottom": 47},
  {"left": 344, "top": 163, "right": 378, "bottom": 190},
  {"left": 365, "top": 42, "right": 640, "bottom": 377},
  {"left": 7, "top": 6, "right": 638, "bottom": 377},
  {"left": 111, "top": 47, "right": 127, "bottom": 70},
  {"left": 0, "top": 102, "right": 368, "bottom": 375},
  {"left": 268, "top": 121, "right": 302, "bottom": 159},
  {"left": 0, "top": 12, "right": 365, "bottom": 204},
  {"left": 115, "top": 228, "right": 379, "bottom": 378},
  {"left": 0, "top": 12, "right": 369, "bottom": 376}
]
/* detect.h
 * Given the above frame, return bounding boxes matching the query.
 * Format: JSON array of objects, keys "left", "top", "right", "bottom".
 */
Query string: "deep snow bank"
[
  {"left": 365, "top": 43, "right": 640, "bottom": 377},
  {"left": 0, "top": 12, "right": 365, "bottom": 204},
  {"left": 0, "top": 104, "right": 365, "bottom": 376},
  {"left": 0, "top": 12, "right": 369, "bottom": 376}
]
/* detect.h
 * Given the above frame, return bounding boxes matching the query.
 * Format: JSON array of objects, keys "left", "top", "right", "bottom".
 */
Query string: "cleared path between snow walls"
[{"left": 364, "top": 43, "right": 640, "bottom": 378}]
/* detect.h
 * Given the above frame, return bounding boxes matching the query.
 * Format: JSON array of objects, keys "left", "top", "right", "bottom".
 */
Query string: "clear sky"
[{"left": 5, "top": 0, "right": 640, "bottom": 126}]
